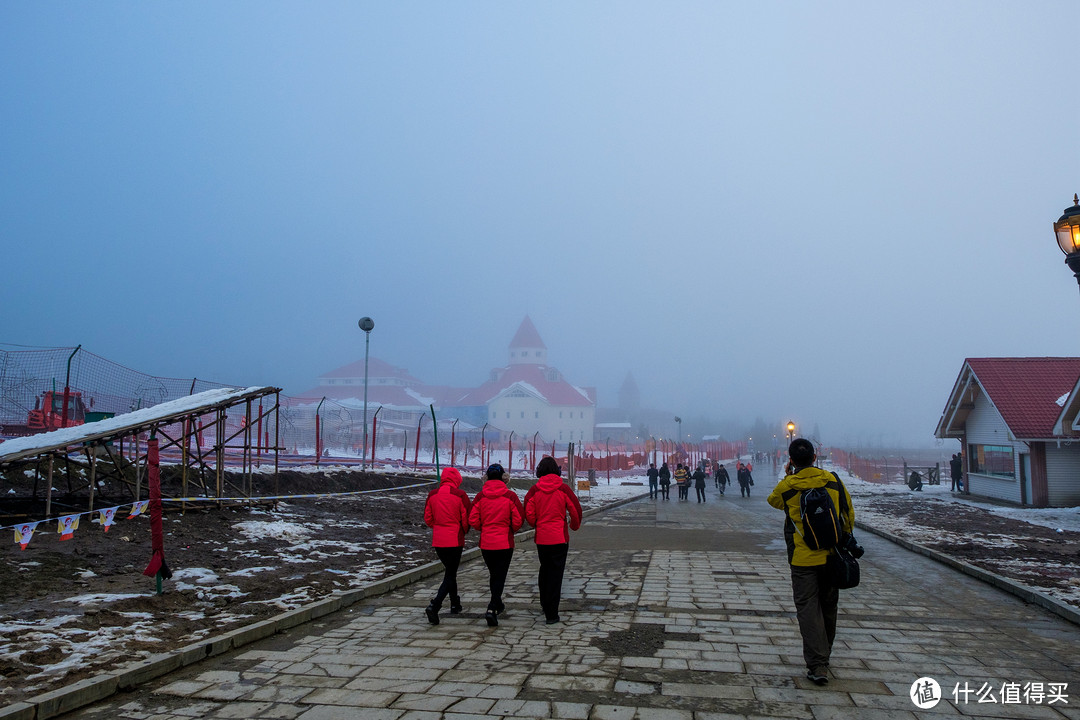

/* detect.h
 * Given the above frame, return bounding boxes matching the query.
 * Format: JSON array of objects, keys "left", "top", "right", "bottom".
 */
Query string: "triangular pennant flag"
[
  {"left": 127, "top": 500, "right": 149, "bottom": 519},
  {"left": 98, "top": 506, "right": 120, "bottom": 533},
  {"left": 14, "top": 521, "right": 39, "bottom": 550},
  {"left": 58, "top": 514, "right": 80, "bottom": 541}
]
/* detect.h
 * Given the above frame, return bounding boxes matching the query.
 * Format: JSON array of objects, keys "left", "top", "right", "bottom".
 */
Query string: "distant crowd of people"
[{"left": 644, "top": 459, "right": 755, "bottom": 501}]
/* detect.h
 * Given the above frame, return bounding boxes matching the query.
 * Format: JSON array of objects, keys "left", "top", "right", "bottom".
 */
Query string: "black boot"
[
  {"left": 425, "top": 601, "right": 439, "bottom": 625},
  {"left": 450, "top": 596, "right": 462, "bottom": 614}
]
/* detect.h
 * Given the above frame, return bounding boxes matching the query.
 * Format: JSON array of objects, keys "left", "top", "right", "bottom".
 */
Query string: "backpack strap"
[{"left": 831, "top": 471, "right": 851, "bottom": 527}]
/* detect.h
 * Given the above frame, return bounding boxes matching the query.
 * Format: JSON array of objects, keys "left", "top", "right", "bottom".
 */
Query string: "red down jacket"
[
  {"left": 468, "top": 479, "right": 525, "bottom": 550},
  {"left": 423, "top": 467, "right": 471, "bottom": 548},
  {"left": 524, "top": 474, "right": 583, "bottom": 545}
]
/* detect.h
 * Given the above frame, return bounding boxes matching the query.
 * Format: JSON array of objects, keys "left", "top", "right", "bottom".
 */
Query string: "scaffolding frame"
[{"left": 0, "top": 386, "right": 281, "bottom": 519}]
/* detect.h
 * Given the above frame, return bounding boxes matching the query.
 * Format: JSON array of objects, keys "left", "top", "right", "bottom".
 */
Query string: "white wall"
[
  {"left": 488, "top": 394, "right": 595, "bottom": 444},
  {"left": 965, "top": 394, "right": 1023, "bottom": 504}
]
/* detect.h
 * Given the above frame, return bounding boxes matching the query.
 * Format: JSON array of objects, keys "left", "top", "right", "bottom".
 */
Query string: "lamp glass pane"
[{"left": 1058, "top": 224, "right": 1080, "bottom": 254}]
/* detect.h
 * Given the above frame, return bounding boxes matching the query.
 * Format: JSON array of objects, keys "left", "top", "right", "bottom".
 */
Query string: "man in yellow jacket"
[{"left": 767, "top": 438, "right": 854, "bottom": 686}]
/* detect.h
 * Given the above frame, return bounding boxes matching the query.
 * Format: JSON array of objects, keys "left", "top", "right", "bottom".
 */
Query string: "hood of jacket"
[
  {"left": 479, "top": 478, "right": 510, "bottom": 498},
  {"left": 532, "top": 474, "right": 565, "bottom": 493},
  {"left": 784, "top": 466, "right": 834, "bottom": 489},
  {"left": 440, "top": 467, "right": 462, "bottom": 488}
]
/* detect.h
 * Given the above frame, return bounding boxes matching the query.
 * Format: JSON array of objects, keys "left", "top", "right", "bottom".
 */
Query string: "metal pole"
[
  {"left": 371, "top": 406, "right": 382, "bottom": 465},
  {"left": 481, "top": 423, "right": 488, "bottom": 469},
  {"left": 61, "top": 345, "right": 80, "bottom": 428},
  {"left": 359, "top": 317, "right": 374, "bottom": 470},
  {"left": 430, "top": 405, "right": 440, "bottom": 475},
  {"left": 362, "top": 329, "right": 371, "bottom": 470},
  {"left": 450, "top": 419, "right": 459, "bottom": 466}
]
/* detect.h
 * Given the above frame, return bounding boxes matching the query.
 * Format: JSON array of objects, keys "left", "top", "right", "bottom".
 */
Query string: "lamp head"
[{"left": 1054, "top": 194, "right": 1080, "bottom": 256}]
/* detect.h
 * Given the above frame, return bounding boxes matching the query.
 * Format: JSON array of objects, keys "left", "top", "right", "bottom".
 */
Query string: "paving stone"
[{"left": 43, "top": 494, "right": 1080, "bottom": 720}]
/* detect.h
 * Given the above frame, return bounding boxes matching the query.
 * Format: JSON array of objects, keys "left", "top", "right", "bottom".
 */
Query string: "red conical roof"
[{"left": 508, "top": 315, "right": 546, "bottom": 350}]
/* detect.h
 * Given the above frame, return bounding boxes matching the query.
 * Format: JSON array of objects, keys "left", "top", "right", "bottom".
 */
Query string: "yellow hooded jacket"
[{"left": 766, "top": 467, "right": 854, "bottom": 567}]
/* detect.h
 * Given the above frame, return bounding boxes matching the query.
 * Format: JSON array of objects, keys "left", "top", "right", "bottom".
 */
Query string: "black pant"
[
  {"left": 481, "top": 548, "right": 513, "bottom": 612},
  {"left": 648, "top": 479, "right": 658, "bottom": 498},
  {"left": 536, "top": 543, "right": 569, "bottom": 621},
  {"left": 660, "top": 483, "right": 669, "bottom": 499},
  {"left": 695, "top": 486, "right": 705, "bottom": 502},
  {"left": 432, "top": 546, "right": 462, "bottom": 609},
  {"left": 740, "top": 483, "right": 750, "bottom": 497},
  {"left": 791, "top": 564, "right": 839, "bottom": 672}
]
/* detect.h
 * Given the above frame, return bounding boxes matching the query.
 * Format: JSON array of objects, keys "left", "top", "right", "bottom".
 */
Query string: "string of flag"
[{"left": 4, "top": 479, "right": 436, "bottom": 551}]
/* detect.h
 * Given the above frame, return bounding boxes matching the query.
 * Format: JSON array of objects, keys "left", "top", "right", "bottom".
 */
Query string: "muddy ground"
[
  {"left": 0, "top": 468, "right": 486, "bottom": 706},
  {"left": 857, "top": 495, "right": 1080, "bottom": 595}
]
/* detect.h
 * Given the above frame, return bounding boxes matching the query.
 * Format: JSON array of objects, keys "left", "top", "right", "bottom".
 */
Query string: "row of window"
[{"left": 492, "top": 410, "right": 587, "bottom": 420}]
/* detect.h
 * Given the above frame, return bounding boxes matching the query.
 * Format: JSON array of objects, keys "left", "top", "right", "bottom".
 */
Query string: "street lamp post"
[
  {"left": 1054, "top": 194, "right": 1080, "bottom": 294},
  {"left": 359, "top": 317, "right": 375, "bottom": 471},
  {"left": 786, "top": 421, "right": 796, "bottom": 445}
]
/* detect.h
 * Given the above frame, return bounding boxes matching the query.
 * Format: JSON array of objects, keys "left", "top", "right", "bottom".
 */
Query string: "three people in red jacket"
[
  {"left": 422, "top": 466, "right": 471, "bottom": 624},
  {"left": 423, "top": 457, "right": 583, "bottom": 627},
  {"left": 524, "top": 456, "right": 583, "bottom": 625}
]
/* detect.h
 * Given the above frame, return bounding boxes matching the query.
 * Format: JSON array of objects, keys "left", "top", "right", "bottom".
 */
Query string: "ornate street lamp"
[
  {"left": 1054, "top": 194, "right": 1080, "bottom": 292},
  {"left": 358, "top": 317, "right": 375, "bottom": 471},
  {"left": 786, "top": 421, "right": 796, "bottom": 444}
]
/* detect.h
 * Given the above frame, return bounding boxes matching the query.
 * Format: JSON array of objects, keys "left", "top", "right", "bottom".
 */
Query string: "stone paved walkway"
[{"left": 63, "top": 483, "right": 1080, "bottom": 719}]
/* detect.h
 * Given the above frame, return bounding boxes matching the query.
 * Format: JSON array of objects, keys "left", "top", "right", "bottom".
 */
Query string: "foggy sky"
[{"left": 2, "top": 2, "right": 1077, "bottom": 448}]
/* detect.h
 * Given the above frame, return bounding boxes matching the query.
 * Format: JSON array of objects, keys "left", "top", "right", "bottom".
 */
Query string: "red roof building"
[
  {"left": 936, "top": 357, "right": 1080, "bottom": 507},
  {"left": 298, "top": 317, "right": 597, "bottom": 445}
]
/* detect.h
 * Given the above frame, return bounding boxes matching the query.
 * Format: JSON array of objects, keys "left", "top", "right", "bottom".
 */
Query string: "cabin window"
[{"left": 968, "top": 444, "right": 1015, "bottom": 478}]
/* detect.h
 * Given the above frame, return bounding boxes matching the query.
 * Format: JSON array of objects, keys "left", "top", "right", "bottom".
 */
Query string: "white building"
[
  {"left": 935, "top": 357, "right": 1080, "bottom": 507},
  {"left": 450, "top": 317, "right": 596, "bottom": 444}
]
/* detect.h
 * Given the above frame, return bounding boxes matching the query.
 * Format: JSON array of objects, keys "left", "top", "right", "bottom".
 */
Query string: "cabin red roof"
[{"left": 966, "top": 357, "right": 1080, "bottom": 439}]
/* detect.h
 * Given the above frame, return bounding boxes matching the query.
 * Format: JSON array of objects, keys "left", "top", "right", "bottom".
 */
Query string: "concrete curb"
[
  {"left": 855, "top": 519, "right": 1080, "bottom": 627},
  {"left": 3, "top": 491, "right": 648, "bottom": 719}
]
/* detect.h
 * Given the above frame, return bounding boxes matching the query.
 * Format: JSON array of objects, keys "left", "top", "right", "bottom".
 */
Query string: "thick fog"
[{"left": 2, "top": 3, "right": 1076, "bottom": 448}]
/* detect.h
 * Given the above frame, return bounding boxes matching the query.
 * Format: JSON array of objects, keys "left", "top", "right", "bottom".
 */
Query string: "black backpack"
[{"left": 799, "top": 485, "right": 842, "bottom": 551}]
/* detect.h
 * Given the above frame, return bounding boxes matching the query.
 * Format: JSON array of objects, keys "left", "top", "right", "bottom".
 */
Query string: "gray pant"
[{"left": 790, "top": 564, "right": 839, "bottom": 671}]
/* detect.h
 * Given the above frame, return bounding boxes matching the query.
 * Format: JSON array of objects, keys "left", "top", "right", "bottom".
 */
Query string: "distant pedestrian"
[
  {"left": 908, "top": 470, "right": 923, "bottom": 492},
  {"left": 658, "top": 462, "right": 671, "bottom": 500},
  {"left": 738, "top": 463, "right": 754, "bottom": 497},
  {"left": 767, "top": 438, "right": 856, "bottom": 686},
  {"left": 715, "top": 464, "right": 729, "bottom": 493},
  {"left": 422, "top": 467, "right": 471, "bottom": 624},
  {"left": 674, "top": 463, "right": 689, "bottom": 500},
  {"left": 469, "top": 463, "right": 525, "bottom": 627},
  {"left": 949, "top": 454, "right": 963, "bottom": 492},
  {"left": 693, "top": 466, "right": 707, "bottom": 502},
  {"left": 647, "top": 463, "right": 660, "bottom": 499},
  {"left": 524, "top": 456, "right": 583, "bottom": 625}
]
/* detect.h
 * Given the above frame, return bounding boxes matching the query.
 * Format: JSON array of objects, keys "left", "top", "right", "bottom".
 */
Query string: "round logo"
[{"left": 910, "top": 677, "right": 942, "bottom": 709}]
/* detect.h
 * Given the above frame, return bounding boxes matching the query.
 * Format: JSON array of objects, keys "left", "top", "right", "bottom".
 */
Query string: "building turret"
[{"left": 508, "top": 316, "right": 547, "bottom": 366}]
